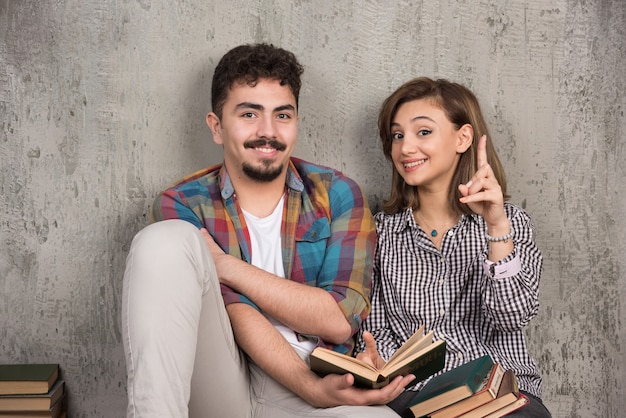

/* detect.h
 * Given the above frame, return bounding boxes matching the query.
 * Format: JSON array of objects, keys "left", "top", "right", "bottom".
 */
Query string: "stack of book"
[
  {"left": 0, "top": 364, "right": 66, "bottom": 418},
  {"left": 406, "top": 355, "right": 529, "bottom": 418}
]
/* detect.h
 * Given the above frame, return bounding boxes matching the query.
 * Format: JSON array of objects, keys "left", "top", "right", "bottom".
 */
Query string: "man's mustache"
[{"left": 244, "top": 138, "right": 287, "bottom": 152}]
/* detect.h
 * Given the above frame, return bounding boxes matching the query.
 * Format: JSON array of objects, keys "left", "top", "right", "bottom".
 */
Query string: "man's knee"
[
  {"left": 131, "top": 219, "right": 200, "bottom": 254},
  {"left": 126, "top": 219, "right": 216, "bottom": 292}
]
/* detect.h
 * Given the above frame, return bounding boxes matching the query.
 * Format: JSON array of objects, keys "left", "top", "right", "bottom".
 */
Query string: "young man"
[{"left": 121, "top": 43, "right": 414, "bottom": 417}]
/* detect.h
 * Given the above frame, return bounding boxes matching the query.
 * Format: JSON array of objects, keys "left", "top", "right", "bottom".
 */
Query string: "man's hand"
[
  {"left": 304, "top": 371, "right": 415, "bottom": 408},
  {"left": 309, "top": 331, "right": 415, "bottom": 408},
  {"left": 200, "top": 228, "right": 225, "bottom": 259},
  {"left": 200, "top": 228, "right": 239, "bottom": 284}
]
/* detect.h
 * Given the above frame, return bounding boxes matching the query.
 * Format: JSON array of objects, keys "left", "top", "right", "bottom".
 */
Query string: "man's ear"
[
  {"left": 456, "top": 124, "right": 473, "bottom": 153},
  {"left": 206, "top": 112, "right": 223, "bottom": 145}
]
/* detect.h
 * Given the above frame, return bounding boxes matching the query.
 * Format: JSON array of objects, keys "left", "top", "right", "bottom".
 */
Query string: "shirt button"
[
  {"left": 447, "top": 229, "right": 454, "bottom": 236},
  {"left": 440, "top": 257, "right": 445, "bottom": 263},
  {"left": 439, "top": 279, "right": 445, "bottom": 285},
  {"left": 457, "top": 352, "right": 464, "bottom": 361},
  {"left": 439, "top": 308, "right": 445, "bottom": 316}
]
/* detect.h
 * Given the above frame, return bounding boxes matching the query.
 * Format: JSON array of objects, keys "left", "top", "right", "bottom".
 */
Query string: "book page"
[
  {"left": 311, "top": 347, "right": 378, "bottom": 373},
  {"left": 384, "top": 325, "right": 425, "bottom": 366},
  {"left": 385, "top": 338, "right": 445, "bottom": 375},
  {"left": 385, "top": 329, "right": 434, "bottom": 371}
]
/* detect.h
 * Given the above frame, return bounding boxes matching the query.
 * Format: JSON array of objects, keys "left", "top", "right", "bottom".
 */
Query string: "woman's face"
[{"left": 390, "top": 98, "right": 470, "bottom": 193}]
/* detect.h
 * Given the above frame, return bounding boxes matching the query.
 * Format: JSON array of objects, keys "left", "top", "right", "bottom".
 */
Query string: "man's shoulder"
[
  {"left": 290, "top": 158, "right": 371, "bottom": 219},
  {"left": 163, "top": 164, "right": 222, "bottom": 194},
  {"left": 291, "top": 157, "right": 341, "bottom": 177},
  {"left": 291, "top": 157, "right": 359, "bottom": 189}
]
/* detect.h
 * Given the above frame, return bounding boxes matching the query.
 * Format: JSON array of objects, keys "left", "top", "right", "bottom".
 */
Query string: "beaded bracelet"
[{"left": 486, "top": 230, "right": 513, "bottom": 243}]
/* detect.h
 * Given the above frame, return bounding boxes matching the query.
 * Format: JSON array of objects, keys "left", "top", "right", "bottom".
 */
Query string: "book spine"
[{"left": 487, "top": 365, "right": 505, "bottom": 397}]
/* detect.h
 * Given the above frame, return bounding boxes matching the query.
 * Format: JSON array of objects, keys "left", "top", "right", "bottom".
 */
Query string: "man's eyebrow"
[
  {"left": 275, "top": 104, "right": 296, "bottom": 113},
  {"left": 234, "top": 103, "right": 296, "bottom": 113},
  {"left": 235, "top": 102, "right": 263, "bottom": 111}
]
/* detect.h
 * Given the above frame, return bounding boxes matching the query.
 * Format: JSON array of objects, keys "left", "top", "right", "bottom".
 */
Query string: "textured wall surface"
[{"left": 1, "top": 0, "right": 624, "bottom": 416}]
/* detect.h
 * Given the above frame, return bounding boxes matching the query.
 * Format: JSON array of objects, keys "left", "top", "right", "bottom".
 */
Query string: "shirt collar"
[
  {"left": 390, "top": 208, "right": 417, "bottom": 234},
  {"left": 391, "top": 207, "right": 480, "bottom": 234},
  {"left": 218, "top": 159, "right": 304, "bottom": 200}
]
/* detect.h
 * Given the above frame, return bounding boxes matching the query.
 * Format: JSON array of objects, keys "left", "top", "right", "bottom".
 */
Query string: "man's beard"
[
  {"left": 242, "top": 138, "right": 287, "bottom": 182},
  {"left": 242, "top": 160, "right": 284, "bottom": 182}
]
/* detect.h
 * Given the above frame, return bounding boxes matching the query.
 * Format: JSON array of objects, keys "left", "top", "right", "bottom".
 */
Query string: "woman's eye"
[
  {"left": 391, "top": 132, "right": 404, "bottom": 141},
  {"left": 418, "top": 129, "right": 432, "bottom": 136}
]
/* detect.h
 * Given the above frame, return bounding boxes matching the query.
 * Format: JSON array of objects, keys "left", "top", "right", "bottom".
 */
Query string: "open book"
[{"left": 309, "top": 325, "right": 446, "bottom": 389}]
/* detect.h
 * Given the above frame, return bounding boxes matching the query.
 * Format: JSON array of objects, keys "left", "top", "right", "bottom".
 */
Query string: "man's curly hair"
[{"left": 211, "top": 43, "right": 304, "bottom": 119}]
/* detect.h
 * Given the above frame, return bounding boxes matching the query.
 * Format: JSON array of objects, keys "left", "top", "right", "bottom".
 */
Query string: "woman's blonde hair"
[{"left": 377, "top": 77, "right": 509, "bottom": 214}]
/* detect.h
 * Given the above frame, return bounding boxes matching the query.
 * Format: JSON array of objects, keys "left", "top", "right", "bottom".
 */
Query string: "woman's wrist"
[
  {"left": 486, "top": 230, "right": 513, "bottom": 243},
  {"left": 486, "top": 219, "right": 511, "bottom": 239}
]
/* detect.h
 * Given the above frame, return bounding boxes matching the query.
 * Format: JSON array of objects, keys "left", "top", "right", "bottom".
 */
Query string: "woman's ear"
[
  {"left": 456, "top": 124, "right": 473, "bottom": 153},
  {"left": 206, "top": 112, "right": 223, "bottom": 145}
]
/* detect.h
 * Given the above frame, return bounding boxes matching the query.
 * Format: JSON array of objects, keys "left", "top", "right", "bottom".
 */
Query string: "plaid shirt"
[
  {"left": 356, "top": 203, "right": 544, "bottom": 398},
  {"left": 151, "top": 157, "right": 376, "bottom": 354}
]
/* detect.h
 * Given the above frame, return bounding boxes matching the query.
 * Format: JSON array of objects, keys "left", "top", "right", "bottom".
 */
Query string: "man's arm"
[
  {"left": 203, "top": 229, "right": 351, "bottom": 344},
  {"left": 227, "top": 302, "right": 414, "bottom": 407}
]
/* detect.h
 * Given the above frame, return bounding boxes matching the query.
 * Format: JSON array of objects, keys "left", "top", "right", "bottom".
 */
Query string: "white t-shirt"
[{"left": 241, "top": 196, "right": 317, "bottom": 354}]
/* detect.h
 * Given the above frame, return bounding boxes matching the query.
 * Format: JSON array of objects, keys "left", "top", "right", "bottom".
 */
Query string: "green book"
[
  {"left": 0, "top": 364, "right": 59, "bottom": 395},
  {"left": 408, "top": 355, "right": 494, "bottom": 418}
]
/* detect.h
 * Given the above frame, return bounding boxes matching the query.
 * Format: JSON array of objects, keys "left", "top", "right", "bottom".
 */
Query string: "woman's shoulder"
[
  {"left": 503, "top": 201, "right": 533, "bottom": 221},
  {"left": 374, "top": 209, "right": 411, "bottom": 231}
]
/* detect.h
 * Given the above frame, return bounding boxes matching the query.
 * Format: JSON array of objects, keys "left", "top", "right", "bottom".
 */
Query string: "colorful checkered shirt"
[
  {"left": 151, "top": 157, "right": 376, "bottom": 354},
  {"left": 356, "top": 203, "right": 544, "bottom": 398}
]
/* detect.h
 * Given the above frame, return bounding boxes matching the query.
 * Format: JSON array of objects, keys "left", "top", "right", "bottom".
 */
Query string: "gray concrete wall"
[{"left": 1, "top": 0, "right": 624, "bottom": 416}]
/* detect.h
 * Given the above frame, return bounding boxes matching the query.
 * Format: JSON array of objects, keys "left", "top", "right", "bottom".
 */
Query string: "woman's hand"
[
  {"left": 355, "top": 331, "right": 387, "bottom": 370},
  {"left": 458, "top": 135, "right": 508, "bottom": 230},
  {"left": 459, "top": 135, "right": 513, "bottom": 261}
]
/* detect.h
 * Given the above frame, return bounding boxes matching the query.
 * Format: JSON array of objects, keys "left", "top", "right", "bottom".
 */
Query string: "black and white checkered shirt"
[{"left": 356, "top": 202, "right": 544, "bottom": 399}]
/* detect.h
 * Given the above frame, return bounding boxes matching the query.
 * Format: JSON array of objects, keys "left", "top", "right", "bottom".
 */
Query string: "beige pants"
[{"left": 122, "top": 219, "right": 398, "bottom": 418}]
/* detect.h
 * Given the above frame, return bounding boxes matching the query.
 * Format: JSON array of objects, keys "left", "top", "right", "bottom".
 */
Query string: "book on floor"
[
  {"left": 457, "top": 369, "right": 526, "bottom": 418},
  {"left": 0, "top": 379, "right": 64, "bottom": 411},
  {"left": 309, "top": 325, "right": 446, "bottom": 389},
  {"left": 429, "top": 363, "right": 505, "bottom": 418},
  {"left": 407, "top": 355, "right": 494, "bottom": 418},
  {"left": 0, "top": 395, "right": 64, "bottom": 417},
  {"left": 0, "top": 397, "right": 67, "bottom": 418},
  {"left": 0, "top": 365, "right": 59, "bottom": 396}
]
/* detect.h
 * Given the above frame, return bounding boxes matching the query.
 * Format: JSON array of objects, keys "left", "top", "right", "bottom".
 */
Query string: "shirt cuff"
[
  {"left": 483, "top": 254, "right": 522, "bottom": 279},
  {"left": 220, "top": 283, "right": 260, "bottom": 310}
]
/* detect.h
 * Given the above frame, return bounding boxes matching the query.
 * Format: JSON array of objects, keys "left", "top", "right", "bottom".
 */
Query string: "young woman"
[{"left": 356, "top": 77, "right": 551, "bottom": 417}]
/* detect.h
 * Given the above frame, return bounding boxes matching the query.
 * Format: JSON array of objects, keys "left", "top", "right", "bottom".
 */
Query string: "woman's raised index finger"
[{"left": 477, "top": 135, "right": 488, "bottom": 167}]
